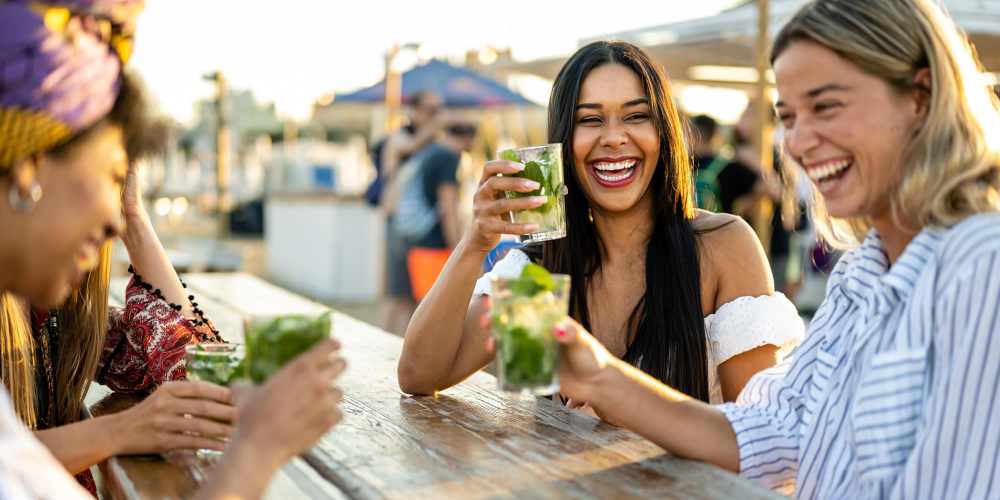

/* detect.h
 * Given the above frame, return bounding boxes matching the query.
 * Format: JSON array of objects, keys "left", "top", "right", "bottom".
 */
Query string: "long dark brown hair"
[{"left": 535, "top": 41, "right": 710, "bottom": 401}]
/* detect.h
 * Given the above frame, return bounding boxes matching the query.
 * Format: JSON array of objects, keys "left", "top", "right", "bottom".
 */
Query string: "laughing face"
[
  {"left": 9, "top": 124, "right": 126, "bottom": 308},
  {"left": 774, "top": 40, "right": 925, "bottom": 223},
  {"left": 571, "top": 63, "right": 660, "bottom": 216}
]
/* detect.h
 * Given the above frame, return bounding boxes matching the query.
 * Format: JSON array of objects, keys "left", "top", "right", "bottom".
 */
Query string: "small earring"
[
  {"left": 8, "top": 181, "right": 43, "bottom": 213},
  {"left": 588, "top": 207, "right": 594, "bottom": 223}
]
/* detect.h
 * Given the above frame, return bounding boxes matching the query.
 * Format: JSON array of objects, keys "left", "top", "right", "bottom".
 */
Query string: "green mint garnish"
[
  {"left": 500, "top": 149, "right": 520, "bottom": 162},
  {"left": 246, "top": 311, "right": 331, "bottom": 383},
  {"left": 500, "top": 148, "right": 560, "bottom": 214},
  {"left": 508, "top": 263, "right": 556, "bottom": 297}
]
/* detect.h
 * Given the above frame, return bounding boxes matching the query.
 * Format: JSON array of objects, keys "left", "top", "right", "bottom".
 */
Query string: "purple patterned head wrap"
[{"left": 0, "top": 0, "right": 143, "bottom": 166}]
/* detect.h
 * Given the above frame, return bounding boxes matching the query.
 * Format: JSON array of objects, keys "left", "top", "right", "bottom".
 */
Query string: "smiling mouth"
[
  {"left": 591, "top": 159, "right": 639, "bottom": 186},
  {"left": 806, "top": 158, "right": 852, "bottom": 185}
]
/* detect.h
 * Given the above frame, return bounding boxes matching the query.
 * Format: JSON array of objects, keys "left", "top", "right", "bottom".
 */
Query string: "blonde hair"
[
  {"left": 773, "top": 0, "right": 1000, "bottom": 247},
  {"left": 0, "top": 294, "right": 36, "bottom": 427},
  {"left": 0, "top": 243, "right": 111, "bottom": 428}
]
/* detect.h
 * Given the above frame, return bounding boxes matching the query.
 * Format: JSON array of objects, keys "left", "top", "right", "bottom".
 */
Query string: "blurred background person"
[
  {"left": 367, "top": 91, "right": 445, "bottom": 207},
  {"left": 723, "top": 103, "right": 805, "bottom": 296},
  {"left": 376, "top": 91, "right": 446, "bottom": 333},
  {"left": 691, "top": 114, "right": 731, "bottom": 212},
  {"left": 382, "top": 118, "right": 474, "bottom": 333}
]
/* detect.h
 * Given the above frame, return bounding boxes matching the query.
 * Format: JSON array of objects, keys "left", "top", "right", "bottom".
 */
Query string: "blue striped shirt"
[{"left": 718, "top": 213, "right": 1000, "bottom": 499}]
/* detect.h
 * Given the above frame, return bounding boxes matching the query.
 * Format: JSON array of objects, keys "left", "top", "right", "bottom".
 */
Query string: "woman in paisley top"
[{"left": 6, "top": 78, "right": 226, "bottom": 491}]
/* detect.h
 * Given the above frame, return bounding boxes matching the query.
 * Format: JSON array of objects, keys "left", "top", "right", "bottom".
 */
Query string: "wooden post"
[
  {"left": 204, "top": 71, "right": 231, "bottom": 230},
  {"left": 384, "top": 44, "right": 403, "bottom": 134},
  {"left": 754, "top": 0, "right": 775, "bottom": 254}
]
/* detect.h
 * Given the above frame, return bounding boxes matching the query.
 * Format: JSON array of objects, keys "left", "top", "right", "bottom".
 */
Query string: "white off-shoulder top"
[{"left": 474, "top": 249, "right": 805, "bottom": 404}]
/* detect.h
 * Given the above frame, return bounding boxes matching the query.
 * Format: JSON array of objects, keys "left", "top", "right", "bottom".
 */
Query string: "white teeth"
[
  {"left": 807, "top": 159, "right": 851, "bottom": 182},
  {"left": 594, "top": 160, "right": 637, "bottom": 171},
  {"left": 595, "top": 169, "right": 633, "bottom": 182}
]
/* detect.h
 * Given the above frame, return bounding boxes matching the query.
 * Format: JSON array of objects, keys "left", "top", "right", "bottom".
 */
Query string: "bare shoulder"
[
  {"left": 693, "top": 210, "right": 774, "bottom": 312},
  {"left": 693, "top": 211, "right": 757, "bottom": 251}
]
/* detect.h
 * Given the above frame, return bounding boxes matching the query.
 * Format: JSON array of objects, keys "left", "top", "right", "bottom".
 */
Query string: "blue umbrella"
[{"left": 335, "top": 59, "right": 536, "bottom": 107}]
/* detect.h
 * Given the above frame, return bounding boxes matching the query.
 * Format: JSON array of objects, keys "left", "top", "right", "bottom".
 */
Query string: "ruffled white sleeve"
[
  {"left": 705, "top": 292, "right": 805, "bottom": 366},
  {"left": 472, "top": 249, "right": 532, "bottom": 297}
]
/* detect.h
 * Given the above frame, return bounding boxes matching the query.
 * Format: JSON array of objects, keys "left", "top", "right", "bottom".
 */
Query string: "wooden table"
[{"left": 97, "top": 273, "right": 782, "bottom": 500}]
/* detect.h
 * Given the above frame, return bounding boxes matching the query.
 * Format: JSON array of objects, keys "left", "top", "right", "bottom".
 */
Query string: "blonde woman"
[
  {"left": 534, "top": 1, "right": 1000, "bottom": 498},
  {"left": 0, "top": 1, "right": 345, "bottom": 498}
]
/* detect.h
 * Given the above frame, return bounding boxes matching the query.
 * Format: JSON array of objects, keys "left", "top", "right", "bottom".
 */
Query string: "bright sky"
[{"left": 130, "top": 1, "right": 741, "bottom": 124}]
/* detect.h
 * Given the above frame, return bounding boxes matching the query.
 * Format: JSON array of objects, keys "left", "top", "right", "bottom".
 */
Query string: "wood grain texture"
[
  {"left": 91, "top": 392, "right": 348, "bottom": 500},
  {"left": 308, "top": 312, "right": 783, "bottom": 500},
  {"left": 95, "top": 273, "right": 782, "bottom": 499}
]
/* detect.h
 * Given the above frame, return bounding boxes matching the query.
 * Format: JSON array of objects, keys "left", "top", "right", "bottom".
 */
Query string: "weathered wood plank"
[
  {"left": 98, "top": 273, "right": 781, "bottom": 499},
  {"left": 309, "top": 312, "right": 783, "bottom": 500},
  {"left": 182, "top": 273, "right": 328, "bottom": 318},
  {"left": 92, "top": 392, "right": 348, "bottom": 500}
]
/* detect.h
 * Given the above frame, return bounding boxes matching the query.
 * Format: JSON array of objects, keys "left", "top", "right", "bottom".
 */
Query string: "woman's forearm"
[
  {"left": 591, "top": 359, "right": 742, "bottom": 472},
  {"left": 397, "top": 239, "right": 490, "bottom": 395},
  {"left": 120, "top": 214, "right": 193, "bottom": 316},
  {"left": 34, "top": 414, "right": 122, "bottom": 474}
]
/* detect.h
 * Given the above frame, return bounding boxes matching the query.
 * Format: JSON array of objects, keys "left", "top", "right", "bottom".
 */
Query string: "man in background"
[{"left": 382, "top": 117, "right": 476, "bottom": 334}]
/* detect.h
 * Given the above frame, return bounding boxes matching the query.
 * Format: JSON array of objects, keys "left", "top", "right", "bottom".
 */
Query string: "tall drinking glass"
[
  {"left": 497, "top": 143, "right": 567, "bottom": 243},
  {"left": 184, "top": 343, "right": 245, "bottom": 459},
  {"left": 490, "top": 271, "right": 570, "bottom": 395}
]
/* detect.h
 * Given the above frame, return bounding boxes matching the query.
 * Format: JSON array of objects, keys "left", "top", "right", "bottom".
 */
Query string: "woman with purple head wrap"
[{"left": 0, "top": 2, "right": 346, "bottom": 498}]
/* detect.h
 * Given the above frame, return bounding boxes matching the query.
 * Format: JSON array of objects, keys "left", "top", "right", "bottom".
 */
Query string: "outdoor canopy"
[{"left": 335, "top": 59, "right": 536, "bottom": 108}]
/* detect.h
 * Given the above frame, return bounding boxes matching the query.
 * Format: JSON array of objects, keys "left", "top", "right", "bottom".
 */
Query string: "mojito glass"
[
  {"left": 244, "top": 311, "right": 331, "bottom": 384},
  {"left": 185, "top": 343, "right": 245, "bottom": 385},
  {"left": 498, "top": 143, "right": 567, "bottom": 244},
  {"left": 184, "top": 343, "right": 245, "bottom": 459},
  {"left": 490, "top": 264, "right": 570, "bottom": 395}
]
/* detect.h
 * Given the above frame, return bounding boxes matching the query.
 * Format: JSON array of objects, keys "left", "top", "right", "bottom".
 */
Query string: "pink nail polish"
[{"left": 554, "top": 326, "right": 567, "bottom": 338}]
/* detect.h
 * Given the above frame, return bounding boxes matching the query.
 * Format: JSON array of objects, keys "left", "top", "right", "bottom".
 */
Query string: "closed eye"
[
  {"left": 814, "top": 101, "right": 842, "bottom": 114},
  {"left": 577, "top": 116, "right": 602, "bottom": 125},
  {"left": 625, "top": 113, "right": 649, "bottom": 122}
]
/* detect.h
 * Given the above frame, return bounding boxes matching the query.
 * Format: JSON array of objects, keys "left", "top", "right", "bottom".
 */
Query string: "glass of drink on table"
[{"left": 184, "top": 343, "right": 245, "bottom": 458}]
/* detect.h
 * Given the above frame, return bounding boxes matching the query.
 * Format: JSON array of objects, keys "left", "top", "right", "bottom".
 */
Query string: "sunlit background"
[
  {"left": 131, "top": 0, "right": 745, "bottom": 123},
  {"left": 120, "top": 0, "right": 1000, "bottom": 327}
]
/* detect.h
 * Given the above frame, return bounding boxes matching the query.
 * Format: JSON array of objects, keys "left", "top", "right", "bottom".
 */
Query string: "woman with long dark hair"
[{"left": 398, "top": 41, "right": 804, "bottom": 406}]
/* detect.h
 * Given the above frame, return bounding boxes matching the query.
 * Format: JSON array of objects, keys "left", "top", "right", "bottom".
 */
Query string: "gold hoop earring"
[{"left": 588, "top": 207, "right": 594, "bottom": 223}]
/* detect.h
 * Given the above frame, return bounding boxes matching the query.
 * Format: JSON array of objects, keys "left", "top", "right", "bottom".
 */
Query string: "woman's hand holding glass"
[{"left": 464, "top": 160, "right": 548, "bottom": 253}]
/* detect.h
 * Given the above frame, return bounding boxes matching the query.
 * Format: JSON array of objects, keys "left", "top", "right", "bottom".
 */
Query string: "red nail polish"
[{"left": 554, "top": 326, "right": 566, "bottom": 338}]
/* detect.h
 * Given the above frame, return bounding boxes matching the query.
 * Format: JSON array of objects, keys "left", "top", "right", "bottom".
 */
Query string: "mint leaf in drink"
[
  {"left": 506, "top": 160, "right": 545, "bottom": 199},
  {"left": 500, "top": 149, "right": 520, "bottom": 163},
  {"left": 539, "top": 147, "right": 556, "bottom": 165},
  {"left": 508, "top": 263, "right": 556, "bottom": 297},
  {"left": 246, "top": 311, "right": 331, "bottom": 383}
]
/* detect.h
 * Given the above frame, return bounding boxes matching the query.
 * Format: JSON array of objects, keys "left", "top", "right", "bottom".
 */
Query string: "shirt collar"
[{"left": 843, "top": 227, "right": 944, "bottom": 302}]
